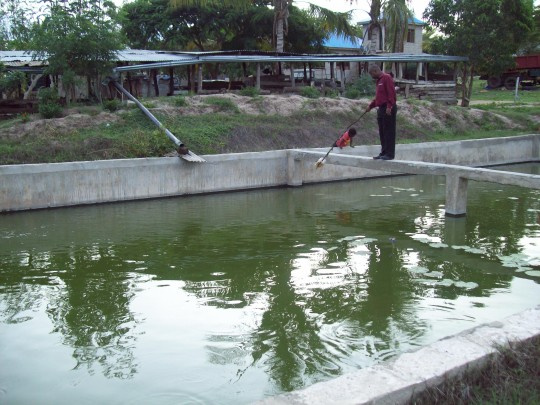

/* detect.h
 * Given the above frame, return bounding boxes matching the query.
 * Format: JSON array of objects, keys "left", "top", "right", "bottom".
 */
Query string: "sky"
[
  {"left": 110, "top": 0, "right": 432, "bottom": 22},
  {"left": 111, "top": 0, "right": 539, "bottom": 24},
  {"left": 295, "top": 0, "right": 432, "bottom": 22}
]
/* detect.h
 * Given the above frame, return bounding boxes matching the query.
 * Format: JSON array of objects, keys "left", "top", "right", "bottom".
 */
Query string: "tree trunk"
[
  {"left": 460, "top": 63, "right": 474, "bottom": 107},
  {"left": 24, "top": 74, "right": 43, "bottom": 100},
  {"left": 275, "top": 14, "right": 285, "bottom": 52}
]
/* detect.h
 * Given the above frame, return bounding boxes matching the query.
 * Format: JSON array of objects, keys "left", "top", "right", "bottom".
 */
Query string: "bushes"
[
  {"left": 344, "top": 74, "right": 376, "bottom": 99},
  {"left": 102, "top": 99, "right": 121, "bottom": 112},
  {"left": 38, "top": 88, "right": 63, "bottom": 119},
  {"left": 239, "top": 86, "right": 260, "bottom": 97},
  {"left": 173, "top": 95, "right": 188, "bottom": 107},
  {"left": 300, "top": 86, "right": 320, "bottom": 99}
]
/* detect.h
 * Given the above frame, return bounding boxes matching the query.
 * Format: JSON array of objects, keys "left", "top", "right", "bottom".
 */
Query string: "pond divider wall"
[{"left": 1, "top": 134, "right": 538, "bottom": 213}]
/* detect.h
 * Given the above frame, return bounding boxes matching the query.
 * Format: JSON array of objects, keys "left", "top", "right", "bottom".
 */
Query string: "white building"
[{"left": 359, "top": 16, "right": 426, "bottom": 55}]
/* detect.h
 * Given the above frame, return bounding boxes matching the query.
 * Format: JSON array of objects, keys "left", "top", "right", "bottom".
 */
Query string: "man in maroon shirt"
[{"left": 366, "top": 64, "right": 397, "bottom": 160}]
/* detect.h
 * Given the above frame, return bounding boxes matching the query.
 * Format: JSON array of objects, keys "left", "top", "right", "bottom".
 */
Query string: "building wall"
[
  {"left": 361, "top": 23, "right": 423, "bottom": 54},
  {"left": 403, "top": 25, "right": 424, "bottom": 54}
]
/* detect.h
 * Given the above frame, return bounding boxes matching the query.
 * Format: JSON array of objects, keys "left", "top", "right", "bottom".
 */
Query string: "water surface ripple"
[{"left": 1, "top": 164, "right": 539, "bottom": 404}]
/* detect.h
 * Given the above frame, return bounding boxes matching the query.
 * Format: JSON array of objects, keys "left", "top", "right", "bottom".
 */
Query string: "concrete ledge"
[
  {"left": 255, "top": 306, "right": 540, "bottom": 405},
  {"left": 1, "top": 134, "right": 538, "bottom": 212}
]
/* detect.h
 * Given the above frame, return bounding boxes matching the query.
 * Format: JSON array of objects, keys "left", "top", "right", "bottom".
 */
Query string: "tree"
[
  {"left": 383, "top": 0, "right": 412, "bottom": 52},
  {"left": 424, "top": 0, "right": 534, "bottom": 106},
  {"left": 121, "top": 0, "right": 327, "bottom": 54},
  {"left": 31, "top": 0, "right": 124, "bottom": 102},
  {"left": 169, "top": 0, "right": 356, "bottom": 53},
  {"left": 362, "top": 0, "right": 413, "bottom": 54},
  {"left": 0, "top": 0, "right": 36, "bottom": 50},
  {"left": 520, "top": 4, "right": 540, "bottom": 54}
]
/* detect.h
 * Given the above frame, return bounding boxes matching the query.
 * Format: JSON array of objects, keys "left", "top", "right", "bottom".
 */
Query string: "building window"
[{"left": 407, "top": 28, "right": 415, "bottom": 43}]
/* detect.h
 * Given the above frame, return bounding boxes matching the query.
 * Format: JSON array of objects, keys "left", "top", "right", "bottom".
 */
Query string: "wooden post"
[
  {"left": 415, "top": 62, "right": 420, "bottom": 83},
  {"left": 303, "top": 63, "right": 307, "bottom": 81},
  {"left": 256, "top": 63, "right": 261, "bottom": 90},
  {"left": 290, "top": 63, "right": 295, "bottom": 88},
  {"left": 127, "top": 72, "right": 133, "bottom": 95},
  {"left": 341, "top": 62, "right": 346, "bottom": 89},
  {"left": 330, "top": 62, "right": 335, "bottom": 84},
  {"left": 168, "top": 67, "right": 174, "bottom": 96},
  {"left": 152, "top": 69, "right": 159, "bottom": 97},
  {"left": 197, "top": 64, "right": 203, "bottom": 93},
  {"left": 425, "top": 63, "right": 429, "bottom": 81}
]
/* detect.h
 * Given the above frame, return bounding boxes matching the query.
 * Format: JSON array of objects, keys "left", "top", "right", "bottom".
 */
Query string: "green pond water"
[{"left": 1, "top": 164, "right": 539, "bottom": 404}]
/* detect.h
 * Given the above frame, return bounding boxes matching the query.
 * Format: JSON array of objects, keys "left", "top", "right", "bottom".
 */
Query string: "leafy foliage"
[
  {"left": 383, "top": 0, "right": 412, "bottom": 52},
  {"left": 0, "top": 67, "right": 26, "bottom": 98},
  {"left": 300, "top": 86, "right": 320, "bottom": 98},
  {"left": 424, "top": 0, "right": 534, "bottom": 106},
  {"left": 202, "top": 96, "right": 240, "bottom": 112},
  {"left": 239, "top": 86, "right": 261, "bottom": 97},
  {"left": 37, "top": 87, "right": 63, "bottom": 119},
  {"left": 120, "top": 0, "right": 327, "bottom": 54},
  {"left": 344, "top": 74, "right": 376, "bottom": 99},
  {"left": 102, "top": 99, "right": 121, "bottom": 112},
  {"left": 424, "top": 0, "right": 534, "bottom": 75},
  {"left": 0, "top": 0, "right": 36, "bottom": 50},
  {"left": 31, "top": 0, "right": 123, "bottom": 101},
  {"left": 168, "top": 0, "right": 357, "bottom": 53}
]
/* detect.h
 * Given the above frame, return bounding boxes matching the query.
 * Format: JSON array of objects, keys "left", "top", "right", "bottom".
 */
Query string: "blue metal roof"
[
  {"left": 358, "top": 15, "right": 426, "bottom": 26},
  {"left": 324, "top": 34, "right": 362, "bottom": 49}
]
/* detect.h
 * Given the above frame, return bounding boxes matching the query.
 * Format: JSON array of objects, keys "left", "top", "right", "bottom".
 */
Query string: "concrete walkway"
[
  {"left": 256, "top": 306, "right": 540, "bottom": 405},
  {"left": 295, "top": 150, "right": 540, "bottom": 216}
]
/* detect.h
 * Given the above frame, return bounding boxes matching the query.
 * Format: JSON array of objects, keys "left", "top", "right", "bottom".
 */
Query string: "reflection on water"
[{"left": 1, "top": 164, "right": 539, "bottom": 404}]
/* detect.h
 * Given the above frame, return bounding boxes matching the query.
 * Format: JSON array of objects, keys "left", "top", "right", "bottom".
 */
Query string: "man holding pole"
[{"left": 366, "top": 64, "right": 397, "bottom": 161}]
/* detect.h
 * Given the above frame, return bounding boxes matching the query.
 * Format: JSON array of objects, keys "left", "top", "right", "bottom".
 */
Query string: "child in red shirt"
[{"left": 333, "top": 127, "right": 357, "bottom": 148}]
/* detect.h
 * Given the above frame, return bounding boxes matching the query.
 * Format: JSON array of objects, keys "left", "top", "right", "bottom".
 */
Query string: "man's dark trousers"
[{"left": 377, "top": 103, "right": 397, "bottom": 159}]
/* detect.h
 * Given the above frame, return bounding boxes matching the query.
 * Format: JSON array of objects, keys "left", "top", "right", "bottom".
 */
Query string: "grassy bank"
[
  {"left": 0, "top": 83, "right": 539, "bottom": 165},
  {"left": 408, "top": 335, "right": 540, "bottom": 405}
]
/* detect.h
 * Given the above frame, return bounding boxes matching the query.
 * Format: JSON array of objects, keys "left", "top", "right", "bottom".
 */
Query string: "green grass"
[
  {"left": 408, "top": 336, "right": 540, "bottom": 405},
  {"left": 471, "top": 77, "right": 540, "bottom": 103},
  {"left": 202, "top": 96, "right": 240, "bottom": 113},
  {"left": 1, "top": 92, "right": 538, "bottom": 165}
]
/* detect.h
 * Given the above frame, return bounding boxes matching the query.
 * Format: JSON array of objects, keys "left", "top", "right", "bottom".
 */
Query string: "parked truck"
[{"left": 484, "top": 54, "right": 540, "bottom": 89}]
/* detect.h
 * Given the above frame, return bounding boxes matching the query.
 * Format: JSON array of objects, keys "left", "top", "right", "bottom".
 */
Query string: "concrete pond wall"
[{"left": 1, "top": 134, "right": 539, "bottom": 212}]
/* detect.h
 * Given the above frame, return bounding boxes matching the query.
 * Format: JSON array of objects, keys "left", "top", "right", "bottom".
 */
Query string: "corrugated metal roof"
[
  {"left": 0, "top": 49, "right": 196, "bottom": 65},
  {"left": 1, "top": 49, "right": 467, "bottom": 73},
  {"left": 116, "top": 49, "right": 196, "bottom": 63},
  {"left": 113, "top": 51, "right": 468, "bottom": 72},
  {"left": 0, "top": 51, "right": 37, "bottom": 63}
]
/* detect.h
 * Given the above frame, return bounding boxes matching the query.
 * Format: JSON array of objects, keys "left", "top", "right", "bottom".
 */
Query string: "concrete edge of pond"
[
  {"left": 255, "top": 305, "right": 540, "bottom": 405},
  {"left": 1, "top": 134, "right": 539, "bottom": 212}
]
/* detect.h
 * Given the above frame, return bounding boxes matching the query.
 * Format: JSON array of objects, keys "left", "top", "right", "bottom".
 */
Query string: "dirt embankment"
[{"left": 1, "top": 93, "right": 537, "bottom": 162}]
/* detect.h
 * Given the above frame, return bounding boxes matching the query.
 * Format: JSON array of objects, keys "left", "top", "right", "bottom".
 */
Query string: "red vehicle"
[{"left": 485, "top": 54, "right": 540, "bottom": 89}]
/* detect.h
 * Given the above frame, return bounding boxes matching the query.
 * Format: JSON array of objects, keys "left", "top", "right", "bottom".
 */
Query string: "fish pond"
[{"left": 1, "top": 164, "right": 539, "bottom": 404}]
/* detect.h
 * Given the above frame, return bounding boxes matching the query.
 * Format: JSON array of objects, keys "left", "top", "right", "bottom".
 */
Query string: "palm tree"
[
  {"left": 364, "top": 0, "right": 383, "bottom": 53},
  {"left": 363, "top": 0, "right": 412, "bottom": 54},
  {"left": 169, "top": 0, "right": 357, "bottom": 53},
  {"left": 383, "top": 0, "right": 411, "bottom": 52}
]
